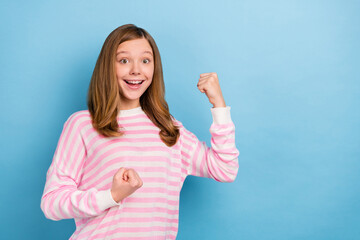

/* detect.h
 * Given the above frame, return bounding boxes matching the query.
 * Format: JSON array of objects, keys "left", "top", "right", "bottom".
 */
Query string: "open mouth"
[{"left": 124, "top": 80, "right": 145, "bottom": 86}]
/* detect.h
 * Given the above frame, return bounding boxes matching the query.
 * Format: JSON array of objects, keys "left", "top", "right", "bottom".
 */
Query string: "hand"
[
  {"left": 197, "top": 72, "right": 226, "bottom": 108},
  {"left": 110, "top": 167, "right": 143, "bottom": 203}
]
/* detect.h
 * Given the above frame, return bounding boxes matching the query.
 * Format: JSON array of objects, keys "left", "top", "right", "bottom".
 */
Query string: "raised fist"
[
  {"left": 197, "top": 72, "right": 226, "bottom": 108},
  {"left": 110, "top": 167, "right": 143, "bottom": 203}
]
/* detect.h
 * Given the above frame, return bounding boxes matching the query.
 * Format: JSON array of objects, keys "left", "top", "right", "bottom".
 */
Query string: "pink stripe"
[
  {"left": 199, "top": 145, "right": 208, "bottom": 177},
  {"left": 181, "top": 168, "right": 187, "bottom": 177},
  {"left": 90, "top": 226, "right": 178, "bottom": 239},
  {"left": 84, "top": 169, "right": 180, "bottom": 190},
  {"left": 46, "top": 181, "right": 65, "bottom": 189},
  {"left": 48, "top": 187, "right": 72, "bottom": 219},
  {"left": 82, "top": 156, "right": 181, "bottom": 188},
  {"left": 182, "top": 141, "right": 193, "bottom": 152},
  {"left": 57, "top": 191, "right": 68, "bottom": 219},
  {"left": 141, "top": 177, "right": 179, "bottom": 187},
  {"left": 81, "top": 217, "right": 178, "bottom": 238},
  {"left": 82, "top": 158, "right": 127, "bottom": 186},
  {"left": 181, "top": 150, "right": 191, "bottom": 161},
  {"left": 75, "top": 211, "right": 110, "bottom": 237},
  {"left": 211, "top": 147, "right": 240, "bottom": 163},
  {"left": 83, "top": 140, "right": 177, "bottom": 173},
  {"left": 192, "top": 141, "right": 201, "bottom": 175},
  {"left": 125, "top": 197, "right": 178, "bottom": 206},
  {"left": 182, "top": 130, "right": 195, "bottom": 143},
  {"left": 47, "top": 194, "right": 57, "bottom": 220},
  {"left": 121, "top": 207, "right": 179, "bottom": 214},
  {"left": 210, "top": 128, "right": 234, "bottom": 137},
  {"left": 57, "top": 113, "right": 88, "bottom": 172},
  {"left": 137, "top": 187, "right": 179, "bottom": 196},
  {"left": 83, "top": 146, "right": 174, "bottom": 176},
  {"left": 70, "top": 122, "right": 89, "bottom": 180},
  {"left": 67, "top": 191, "right": 76, "bottom": 218},
  {"left": 64, "top": 128, "right": 81, "bottom": 177},
  {"left": 211, "top": 136, "right": 235, "bottom": 145},
  {"left": 181, "top": 158, "right": 190, "bottom": 168},
  {"left": 137, "top": 166, "right": 180, "bottom": 176},
  {"left": 82, "top": 192, "right": 92, "bottom": 218},
  {"left": 123, "top": 129, "right": 160, "bottom": 135},
  {"left": 91, "top": 190, "right": 100, "bottom": 214},
  {"left": 210, "top": 122, "right": 234, "bottom": 130},
  {"left": 212, "top": 146, "right": 239, "bottom": 155},
  {"left": 75, "top": 194, "right": 86, "bottom": 218},
  {"left": 73, "top": 150, "right": 86, "bottom": 183},
  {"left": 82, "top": 169, "right": 116, "bottom": 189},
  {"left": 208, "top": 150, "right": 234, "bottom": 182},
  {"left": 51, "top": 191, "right": 70, "bottom": 219},
  {"left": 75, "top": 208, "right": 179, "bottom": 238}
]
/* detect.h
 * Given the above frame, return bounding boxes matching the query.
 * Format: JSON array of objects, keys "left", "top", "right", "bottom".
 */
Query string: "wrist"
[
  {"left": 111, "top": 189, "right": 123, "bottom": 203},
  {"left": 211, "top": 96, "right": 226, "bottom": 108},
  {"left": 212, "top": 100, "right": 226, "bottom": 108}
]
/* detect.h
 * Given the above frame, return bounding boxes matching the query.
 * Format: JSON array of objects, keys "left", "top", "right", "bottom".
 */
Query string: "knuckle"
[
  {"left": 131, "top": 180, "right": 139, "bottom": 187},
  {"left": 114, "top": 174, "right": 122, "bottom": 181}
]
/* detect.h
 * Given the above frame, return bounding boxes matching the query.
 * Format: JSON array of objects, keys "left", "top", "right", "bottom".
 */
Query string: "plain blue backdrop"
[{"left": 1, "top": 0, "right": 359, "bottom": 239}]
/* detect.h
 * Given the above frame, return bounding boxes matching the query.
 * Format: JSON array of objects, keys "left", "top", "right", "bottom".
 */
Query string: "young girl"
[{"left": 41, "top": 24, "right": 239, "bottom": 240}]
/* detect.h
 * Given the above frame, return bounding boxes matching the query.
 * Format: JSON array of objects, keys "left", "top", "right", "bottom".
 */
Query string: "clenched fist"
[
  {"left": 111, "top": 167, "right": 143, "bottom": 203},
  {"left": 197, "top": 72, "right": 226, "bottom": 108}
]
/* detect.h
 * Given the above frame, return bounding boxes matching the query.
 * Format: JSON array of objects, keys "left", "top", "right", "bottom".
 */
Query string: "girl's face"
[{"left": 115, "top": 38, "right": 154, "bottom": 110}]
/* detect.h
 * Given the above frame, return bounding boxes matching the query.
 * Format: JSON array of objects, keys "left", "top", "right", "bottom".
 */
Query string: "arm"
[
  {"left": 179, "top": 106, "right": 239, "bottom": 182},
  {"left": 40, "top": 112, "right": 119, "bottom": 221}
]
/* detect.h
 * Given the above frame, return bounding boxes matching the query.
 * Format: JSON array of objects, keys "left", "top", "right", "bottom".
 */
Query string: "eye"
[
  {"left": 119, "top": 59, "right": 128, "bottom": 64},
  {"left": 143, "top": 59, "right": 151, "bottom": 64}
]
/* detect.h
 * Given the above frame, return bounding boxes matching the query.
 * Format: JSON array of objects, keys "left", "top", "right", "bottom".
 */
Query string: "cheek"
[
  {"left": 147, "top": 65, "right": 155, "bottom": 79},
  {"left": 115, "top": 63, "right": 128, "bottom": 76}
]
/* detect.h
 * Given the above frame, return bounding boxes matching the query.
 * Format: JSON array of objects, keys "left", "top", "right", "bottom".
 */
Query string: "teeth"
[{"left": 125, "top": 80, "right": 143, "bottom": 84}]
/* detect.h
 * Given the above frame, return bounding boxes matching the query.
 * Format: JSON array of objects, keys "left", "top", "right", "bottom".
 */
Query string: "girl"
[{"left": 41, "top": 24, "right": 239, "bottom": 240}]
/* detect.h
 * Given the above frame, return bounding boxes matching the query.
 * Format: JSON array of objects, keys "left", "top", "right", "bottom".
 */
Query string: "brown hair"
[{"left": 87, "top": 24, "right": 180, "bottom": 147}]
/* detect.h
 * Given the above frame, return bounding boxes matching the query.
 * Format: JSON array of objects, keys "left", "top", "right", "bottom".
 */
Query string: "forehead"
[{"left": 116, "top": 38, "right": 153, "bottom": 54}]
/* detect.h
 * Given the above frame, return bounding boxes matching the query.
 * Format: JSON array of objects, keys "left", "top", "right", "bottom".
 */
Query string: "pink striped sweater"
[{"left": 41, "top": 106, "right": 239, "bottom": 239}]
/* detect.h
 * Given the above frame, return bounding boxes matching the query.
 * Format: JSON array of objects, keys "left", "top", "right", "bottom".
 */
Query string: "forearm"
[
  {"left": 181, "top": 106, "right": 239, "bottom": 182},
  {"left": 41, "top": 187, "right": 118, "bottom": 220},
  {"left": 211, "top": 96, "right": 226, "bottom": 108},
  {"left": 40, "top": 165, "right": 119, "bottom": 220}
]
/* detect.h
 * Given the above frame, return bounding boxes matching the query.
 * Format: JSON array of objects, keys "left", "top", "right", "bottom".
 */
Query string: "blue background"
[{"left": 1, "top": 0, "right": 359, "bottom": 239}]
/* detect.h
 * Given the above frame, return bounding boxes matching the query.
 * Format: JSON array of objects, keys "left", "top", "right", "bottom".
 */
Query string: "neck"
[{"left": 118, "top": 101, "right": 141, "bottom": 110}]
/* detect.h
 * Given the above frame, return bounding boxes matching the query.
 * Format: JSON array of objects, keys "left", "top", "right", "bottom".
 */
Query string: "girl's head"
[
  {"left": 115, "top": 38, "right": 154, "bottom": 109},
  {"left": 88, "top": 24, "right": 179, "bottom": 146}
]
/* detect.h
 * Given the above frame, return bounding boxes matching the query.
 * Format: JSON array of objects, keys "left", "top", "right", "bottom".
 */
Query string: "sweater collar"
[{"left": 117, "top": 106, "right": 143, "bottom": 117}]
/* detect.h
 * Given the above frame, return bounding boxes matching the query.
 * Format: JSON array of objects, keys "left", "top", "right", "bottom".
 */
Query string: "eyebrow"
[{"left": 116, "top": 50, "right": 153, "bottom": 56}]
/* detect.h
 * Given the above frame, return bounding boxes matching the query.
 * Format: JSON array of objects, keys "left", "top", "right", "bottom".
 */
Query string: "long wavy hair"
[{"left": 87, "top": 24, "right": 180, "bottom": 147}]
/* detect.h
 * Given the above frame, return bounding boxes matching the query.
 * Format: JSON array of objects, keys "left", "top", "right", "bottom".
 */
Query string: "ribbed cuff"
[
  {"left": 96, "top": 189, "right": 121, "bottom": 211},
  {"left": 210, "top": 106, "right": 232, "bottom": 124}
]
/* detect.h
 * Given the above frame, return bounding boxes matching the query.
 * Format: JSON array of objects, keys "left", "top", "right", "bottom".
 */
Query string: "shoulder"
[
  {"left": 63, "top": 110, "right": 92, "bottom": 130},
  {"left": 170, "top": 115, "right": 185, "bottom": 129},
  {"left": 170, "top": 116, "right": 197, "bottom": 141},
  {"left": 66, "top": 110, "right": 91, "bottom": 122}
]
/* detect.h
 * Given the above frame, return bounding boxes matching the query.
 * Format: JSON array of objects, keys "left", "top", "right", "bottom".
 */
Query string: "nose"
[{"left": 130, "top": 61, "right": 141, "bottom": 75}]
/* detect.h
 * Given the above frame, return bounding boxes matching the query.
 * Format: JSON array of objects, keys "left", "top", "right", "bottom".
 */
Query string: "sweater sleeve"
[
  {"left": 40, "top": 112, "right": 120, "bottom": 221},
  {"left": 179, "top": 106, "right": 239, "bottom": 182}
]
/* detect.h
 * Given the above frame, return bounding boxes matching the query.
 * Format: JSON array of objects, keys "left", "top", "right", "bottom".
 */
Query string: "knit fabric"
[{"left": 41, "top": 106, "right": 239, "bottom": 239}]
